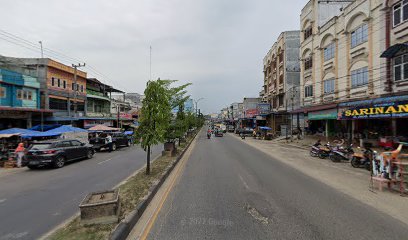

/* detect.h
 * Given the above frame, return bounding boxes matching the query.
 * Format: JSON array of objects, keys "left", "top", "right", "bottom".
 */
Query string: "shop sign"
[
  {"left": 338, "top": 100, "right": 408, "bottom": 120},
  {"left": 308, "top": 109, "right": 338, "bottom": 120},
  {"left": 257, "top": 103, "right": 270, "bottom": 115},
  {"left": 119, "top": 113, "right": 133, "bottom": 119},
  {"left": 245, "top": 109, "right": 258, "bottom": 118},
  {"left": 84, "top": 120, "right": 113, "bottom": 128}
]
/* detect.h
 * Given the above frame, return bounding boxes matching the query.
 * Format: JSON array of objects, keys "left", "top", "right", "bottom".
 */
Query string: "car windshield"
[{"left": 29, "top": 143, "right": 53, "bottom": 150}]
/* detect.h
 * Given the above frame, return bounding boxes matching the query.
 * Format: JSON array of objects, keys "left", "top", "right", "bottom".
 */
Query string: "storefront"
[
  {"left": 338, "top": 95, "right": 408, "bottom": 146},
  {"left": 305, "top": 106, "right": 340, "bottom": 138}
]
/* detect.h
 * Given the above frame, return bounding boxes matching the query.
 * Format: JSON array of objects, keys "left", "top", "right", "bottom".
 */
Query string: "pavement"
[
  {"left": 0, "top": 144, "right": 162, "bottom": 240},
  {"left": 138, "top": 131, "right": 408, "bottom": 240}
]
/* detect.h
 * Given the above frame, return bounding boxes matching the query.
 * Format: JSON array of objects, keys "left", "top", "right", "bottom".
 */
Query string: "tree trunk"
[{"left": 146, "top": 145, "right": 151, "bottom": 175}]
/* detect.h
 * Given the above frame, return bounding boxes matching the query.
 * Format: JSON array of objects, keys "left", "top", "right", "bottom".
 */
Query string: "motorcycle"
[
  {"left": 350, "top": 146, "right": 373, "bottom": 171},
  {"left": 318, "top": 143, "right": 332, "bottom": 159},
  {"left": 329, "top": 144, "right": 354, "bottom": 162},
  {"left": 207, "top": 132, "right": 211, "bottom": 139},
  {"left": 240, "top": 132, "right": 246, "bottom": 139},
  {"left": 310, "top": 140, "right": 321, "bottom": 157}
]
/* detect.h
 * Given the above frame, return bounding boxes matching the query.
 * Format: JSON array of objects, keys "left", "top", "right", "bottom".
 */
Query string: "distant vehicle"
[
  {"left": 215, "top": 129, "right": 224, "bottom": 137},
  {"left": 24, "top": 140, "right": 94, "bottom": 169},
  {"left": 227, "top": 125, "right": 235, "bottom": 132},
  {"left": 89, "top": 132, "right": 130, "bottom": 151},
  {"left": 220, "top": 124, "right": 227, "bottom": 133},
  {"left": 237, "top": 127, "right": 253, "bottom": 136}
]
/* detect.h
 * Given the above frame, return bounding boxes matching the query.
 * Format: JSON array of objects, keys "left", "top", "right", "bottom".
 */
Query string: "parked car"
[
  {"left": 89, "top": 132, "right": 130, "bottom": 151},
  {"left": 24, "top": 139, "right": 94, "bottom": 169},
  {"left": 227, "top": 125, "right": 235, "bottom": 133}
]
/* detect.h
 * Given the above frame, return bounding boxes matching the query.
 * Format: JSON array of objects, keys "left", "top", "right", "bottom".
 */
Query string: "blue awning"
[
  {"left": 339, "top": 95, "right": 408, "bottom": 107},
  {"left": 259, "top": 126, "right": 272, "bottom": 130},
  {"left": 380, "top": 43, "right": 408, "bottom": 58},
  {"left": 46, "top": 125, "right": 87, "bottom": 134}
]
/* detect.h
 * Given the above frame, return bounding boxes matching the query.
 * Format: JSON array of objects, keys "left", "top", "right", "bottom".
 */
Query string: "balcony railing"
[{"left": 87, "top": 89, "right": 110, "bottom": 99}]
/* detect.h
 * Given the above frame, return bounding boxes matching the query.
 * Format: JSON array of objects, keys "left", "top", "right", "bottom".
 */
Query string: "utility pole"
[
  {"left": 39, "top": 41, "right": 44, "bottom": 131},
  {"left": 150, "top": 46, "right": 152, "bottom": 81},
  {"left": 72, "top": 63, "right": 85, "bottom": 119}
]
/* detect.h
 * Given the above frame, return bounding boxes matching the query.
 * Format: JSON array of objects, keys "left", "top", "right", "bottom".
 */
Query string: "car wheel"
[
  {"left": 112, "top": 143, "right": 117, "bottom": 151},
  {"left": 54, "top": 156, "right": 65, "bottom": 168},
  {"left": 126, "top": 141, "right": 130, "bottom": 147},
  {"left": 87, "top": 150, "right": 94, "bottom": 159}
]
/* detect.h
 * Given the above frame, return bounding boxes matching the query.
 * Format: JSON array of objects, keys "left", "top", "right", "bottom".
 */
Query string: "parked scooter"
[
  {"left": 310, "top": 140, "right": 321, "bottom": 157},
  {"left": 207, "top": 132, "right": 211, "bottom": 139},
  {"left": 329, "top": 144, "right": 354, "bottom": 162},
  {"left": 318, "top": 143, "right": 332, "bottom": 159},
  {"left": 351, "top": 146, "right": 373, "bottom": 170},
  {"left": 240, "top": 132, "right": 246, "bottom": 139}
]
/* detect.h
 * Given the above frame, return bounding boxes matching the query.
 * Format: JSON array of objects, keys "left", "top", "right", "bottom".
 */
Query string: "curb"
[{"left": 110, "top": 129, "right": 200, "bottom": 240}]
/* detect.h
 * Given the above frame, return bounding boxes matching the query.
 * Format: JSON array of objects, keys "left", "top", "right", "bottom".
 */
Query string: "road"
[
  {"left": 147, "top": 132, "right": 408, "bottom": 240},
  {"left": 0, "top": 145, "right": 161, "bottom": 240}
]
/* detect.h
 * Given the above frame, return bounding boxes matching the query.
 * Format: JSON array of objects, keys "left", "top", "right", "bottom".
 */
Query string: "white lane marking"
[
  {"left": 239, "top": 175, "right": 249, "bottom": 189},
  {"left": 0, "top": 199, "right": 6, "bottom": 204},
  {"left": 97, "top": 158, "right": 113, "bottom": 165},
  {"left": 0, "top": 232, "right": 29, "bottom": 240}
]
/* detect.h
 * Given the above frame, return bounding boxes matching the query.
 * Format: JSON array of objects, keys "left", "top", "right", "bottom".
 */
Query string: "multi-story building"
[
  {"left": 263, "top": 31, "right": 301, "bottom": 134},
  {"left": 0, "top": 68, "right": 51, "bottom": 129},
  {"left": 0, "top": 56, "right": 87, "bottom": 125},
  {"left": 299, "top": 0, "right": 408, "bottom": 140}
]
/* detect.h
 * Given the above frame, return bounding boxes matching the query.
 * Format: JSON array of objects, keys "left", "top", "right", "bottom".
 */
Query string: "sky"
[{"left": 0, "top": 0, "right": 306, "bottom": 113}]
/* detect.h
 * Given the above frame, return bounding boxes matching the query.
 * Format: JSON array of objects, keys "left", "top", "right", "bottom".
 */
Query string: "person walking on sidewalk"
[
  {"left": 106, "top": 134, "right": 113, "bottom": 152},
  {"left": 15, "top": 142, "right": 25, "bottom": 168}
]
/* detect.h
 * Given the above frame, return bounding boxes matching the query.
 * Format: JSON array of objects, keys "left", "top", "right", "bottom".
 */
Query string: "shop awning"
[
  {"left": 338, "top": 95, "right": 408, "bottom": 108},
  {"left": 259, "top": 126, "right": 272, "bottom": 130},
  {"left": 380, "top": 43, "right": 408, "bottom": 58}
]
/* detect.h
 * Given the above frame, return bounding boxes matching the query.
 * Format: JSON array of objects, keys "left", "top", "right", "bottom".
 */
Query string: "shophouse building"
[
  {"left": 263, "top": 31, "right": 301, "bottom": 135},
  {"left": 0, "top": 68, "right": 52, "bottom": 129},
  {"left": 298, "top": 0, "right": 406, "bottom": 143},
  {"left": 0, "top": 56, "right": 87, "bottom": 126}
]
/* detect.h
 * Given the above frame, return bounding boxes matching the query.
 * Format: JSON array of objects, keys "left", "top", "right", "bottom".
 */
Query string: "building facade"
[
  {"left": 263, "top": 31, "right": 301, "bottom": 134},
  {"left": 299, "top": 0, "right": 408, "bottom": 141},
  {"left": 0, "top": 68, "right": 51, "bottom": 129},
  {"left": 0, "top": 56, "right": 87, "bottom": 125}
]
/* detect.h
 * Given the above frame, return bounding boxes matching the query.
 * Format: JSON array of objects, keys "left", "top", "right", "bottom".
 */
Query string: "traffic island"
[{"left": 47, "top": 129, "right": 200, "bottom": 240}]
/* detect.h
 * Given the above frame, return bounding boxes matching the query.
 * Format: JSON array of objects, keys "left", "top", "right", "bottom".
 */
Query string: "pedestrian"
[
  {"left": 106, "top": 134, "right": 113, "bottom": 152},
  {"left": 15, "top": 142, "right": 25, "bottom": 168}
]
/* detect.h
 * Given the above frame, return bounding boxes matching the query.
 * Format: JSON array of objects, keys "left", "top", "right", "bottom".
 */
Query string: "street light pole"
[{"left": 194, "top": 98, "right": 204, "bottom": 116}]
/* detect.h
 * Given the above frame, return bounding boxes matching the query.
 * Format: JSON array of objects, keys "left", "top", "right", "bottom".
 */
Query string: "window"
[
  {"left": 324, "top": 78, "right": 335, "bottom": 94},
  {"left": 56, "top": 141, "right": 71, "bottom": 148},
  {"left": 324, "top": 43, "right": 335, "bottom": 61},
  {"left": 72, "top": 83, "right": 75, "bottom": 90},
  {"left": 394, "top": 53, "right": 408, "bottom": 81},
  {"left": 57, "top": 79, "right": 61, "bottom": 88},
  {"left": 351, "top": 67, "right": 369, "bottom": 87},
  {"left": 278, "top": 94, "right": 284, "bottom": 107},
  {"left": 49, "top": 98, "right": 68, "bottom": 110},
  {"left": 80, "top": 85, "right": 84, "bottom": 92},
  {"left": 63, "top": 80, "right": 66, "bottom": 89},
  {"left": 0, "top": 87, "right": 6, "bottom": 98},
  {"left": 304, "top": 56, "right": 313, "bottom": 71},
  {"left": 17, "top": 89, "right": 22, "bottom": 99},
  {"left": 304, "top": 26, "right": 312, "bottom": 40},
  {"left": 70, "top": 140, "right": 82, "bottom": 146},
  {"left": 17, "top": 89, "right": 33, "bottom": 100},
  {"left": 393, "top": 1, "right": 408, "bottom": 27},
  {"left": 351, "top": 24, "right": 368, "bottom": 48},
  {"left": 51, "top": 77, "right": 55, "bottom": 86},
  {"left": 305, "top": 85, "right": 313, "bottom": 97}
]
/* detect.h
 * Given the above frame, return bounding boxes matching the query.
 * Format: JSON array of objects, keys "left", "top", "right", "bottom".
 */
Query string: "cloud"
[{"left": 0, "top": 0, "right": 306, "bottom": 113}]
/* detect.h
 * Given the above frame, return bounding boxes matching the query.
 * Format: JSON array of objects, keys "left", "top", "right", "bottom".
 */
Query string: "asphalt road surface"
[
  {"left": 0, "top": 144, "right": 161, "bottom": 240},
  {"left": 147, "top": 132, "right": 408, "bottom": 240}
]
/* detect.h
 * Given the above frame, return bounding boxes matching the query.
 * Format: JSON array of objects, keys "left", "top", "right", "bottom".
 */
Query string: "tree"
[{"left": 137, "top": 79, "right": 172, "bottom": 175}]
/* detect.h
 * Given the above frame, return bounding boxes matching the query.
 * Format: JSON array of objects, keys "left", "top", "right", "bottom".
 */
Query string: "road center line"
[
  {"left": 239, "top": 175, "right": 250, "bottom": 189},
  {"left": 97, "top": 158, "right": 113, "bottom": 165},
  {"left": 0, "top": 199, "right": 6, "bottom": 204}
]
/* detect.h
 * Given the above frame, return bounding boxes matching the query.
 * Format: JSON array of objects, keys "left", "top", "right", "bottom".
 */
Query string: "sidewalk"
[
  {"left": 0, "top": 167, "right": 27, "bottom": 178},
  {"left": 229, "top": 133, "right": 408, "bottom": 225}
]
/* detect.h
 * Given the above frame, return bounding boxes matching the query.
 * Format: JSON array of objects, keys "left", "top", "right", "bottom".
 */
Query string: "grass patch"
[{"left": 48, "top": 136, "right": 194, "bottom": 240}]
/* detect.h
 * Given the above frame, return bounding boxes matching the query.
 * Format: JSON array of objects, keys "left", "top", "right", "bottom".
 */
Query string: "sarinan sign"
[{"left": 338, "top": 100, "right": 408, "bottom": 119}]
